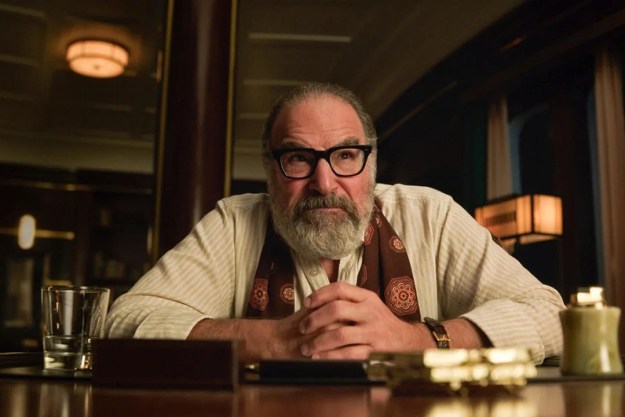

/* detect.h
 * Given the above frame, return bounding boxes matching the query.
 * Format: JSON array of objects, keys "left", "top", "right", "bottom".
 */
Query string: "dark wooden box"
[{"left": 92, "top": 339, "right": 243, "bottom": 390}]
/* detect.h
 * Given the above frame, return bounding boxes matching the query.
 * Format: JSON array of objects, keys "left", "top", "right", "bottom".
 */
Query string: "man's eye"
[
  {"left": 285, "top": 152, "right": 311, "bottom": 164},
  {"left": 338, "top": 150, "right": 357, "bottom": 160}
]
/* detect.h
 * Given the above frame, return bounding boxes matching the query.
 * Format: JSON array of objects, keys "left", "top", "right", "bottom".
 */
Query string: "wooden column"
[{"left": 154, "top": 0, "right": 233, "bottom": 258}]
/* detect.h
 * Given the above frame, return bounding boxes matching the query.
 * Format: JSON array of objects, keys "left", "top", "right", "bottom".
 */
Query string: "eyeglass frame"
[{"left": 270, "top": 145, "right": 373, "bottom": 179}]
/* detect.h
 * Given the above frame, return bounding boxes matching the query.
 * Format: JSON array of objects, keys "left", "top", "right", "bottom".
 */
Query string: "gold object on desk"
[
  {"left": 560, "top": 286, "right": 623, "bottom": 375},
  {"left": 367, "top": 348, "right": 536, "bottom": 394}
]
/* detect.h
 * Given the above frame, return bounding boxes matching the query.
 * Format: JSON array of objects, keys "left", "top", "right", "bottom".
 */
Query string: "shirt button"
[{"left": 310, "top": 270, "right": 318, "bottom": 277}]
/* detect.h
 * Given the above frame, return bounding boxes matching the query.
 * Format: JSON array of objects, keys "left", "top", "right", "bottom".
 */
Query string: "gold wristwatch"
[{"left": 423, "top": 317, "right": 450, "bottom": 349}]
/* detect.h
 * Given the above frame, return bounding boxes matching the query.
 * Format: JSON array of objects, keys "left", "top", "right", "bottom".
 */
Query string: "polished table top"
[{"left": 1, "top": 369, "right": 624, "bottom": 417}]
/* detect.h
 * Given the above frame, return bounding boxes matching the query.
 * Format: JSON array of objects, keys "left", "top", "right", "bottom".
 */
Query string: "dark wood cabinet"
[{"left": 0, "top": 165, "right": 154, "bottom": 351}]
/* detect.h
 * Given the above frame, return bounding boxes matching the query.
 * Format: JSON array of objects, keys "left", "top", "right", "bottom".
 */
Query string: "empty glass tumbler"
[{"left": 41, "top": 286, "right": 110, "bottom": 371}]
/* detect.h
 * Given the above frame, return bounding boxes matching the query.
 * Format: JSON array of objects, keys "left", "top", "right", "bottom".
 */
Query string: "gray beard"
[{"left": 269, "top": 192, "right": 374, "bottom": 260}]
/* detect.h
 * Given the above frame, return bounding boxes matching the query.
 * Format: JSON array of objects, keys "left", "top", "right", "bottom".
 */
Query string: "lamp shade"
[
  {"left": 474, "top": 194, "right": 563, "bottom": 247},
  {"left": 66, "top": 40, "right": 129, "bottom": 78}
]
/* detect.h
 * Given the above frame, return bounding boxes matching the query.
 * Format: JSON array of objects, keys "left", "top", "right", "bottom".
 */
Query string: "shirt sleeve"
[
  {"left": 435, "top": 198, "right": 566, "bottom": 363},
  {"left": 105, "top": 199, "right": 238, "bottom": 340}
]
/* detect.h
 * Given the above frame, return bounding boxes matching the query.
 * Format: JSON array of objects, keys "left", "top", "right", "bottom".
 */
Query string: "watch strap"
[{"left": 423, "top": 317, "right": 451, "bottom": 349}]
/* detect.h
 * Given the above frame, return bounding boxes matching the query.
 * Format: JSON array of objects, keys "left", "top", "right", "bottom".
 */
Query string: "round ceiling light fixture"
[{"left": 66, "top": 40, "right": 129, "bottom": 78}]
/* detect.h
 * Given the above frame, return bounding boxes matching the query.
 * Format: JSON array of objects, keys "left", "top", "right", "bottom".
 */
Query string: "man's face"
[{"left": 267, "top": 94, "right": 376, "bottom": 259}]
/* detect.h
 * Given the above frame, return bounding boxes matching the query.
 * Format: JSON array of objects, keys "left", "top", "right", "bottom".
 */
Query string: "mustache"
[{"left": 293, "top": 194, "right": 359, "bottom": 218}]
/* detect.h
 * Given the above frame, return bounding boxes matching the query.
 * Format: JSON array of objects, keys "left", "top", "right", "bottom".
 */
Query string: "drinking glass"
[{"left": 41, "top": 286, "right": 110, "bottom": 371}]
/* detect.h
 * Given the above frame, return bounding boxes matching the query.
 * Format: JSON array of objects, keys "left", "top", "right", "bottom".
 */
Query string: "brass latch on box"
[{"left": 367, "top": 348, "right": 536, "bottom": 395}]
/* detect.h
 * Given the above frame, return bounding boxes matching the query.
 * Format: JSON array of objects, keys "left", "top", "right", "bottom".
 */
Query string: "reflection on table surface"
[{"left": 1, "top": 378, "right": 624, "bottom": 417}]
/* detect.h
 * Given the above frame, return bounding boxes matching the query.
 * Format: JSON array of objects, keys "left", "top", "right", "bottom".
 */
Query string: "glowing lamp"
[
  {"left": 17, "top": 214, "right": 36, "bottom": 250},
  {"left": 66, "top": 40, "right": 129, "bottom": 78},
  {"left": 475, "top": 194, "right": 563, "bottom": 250}
]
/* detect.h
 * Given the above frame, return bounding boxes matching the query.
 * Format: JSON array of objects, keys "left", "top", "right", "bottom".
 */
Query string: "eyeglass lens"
[{"left": 280, "top": 147, "right": 366, "bottom": 178}]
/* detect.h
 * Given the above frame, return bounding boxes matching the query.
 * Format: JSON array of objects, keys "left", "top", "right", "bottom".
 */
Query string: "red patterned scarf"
[{"left": 245, "top": 205, "right": 420, "bottom": 321}]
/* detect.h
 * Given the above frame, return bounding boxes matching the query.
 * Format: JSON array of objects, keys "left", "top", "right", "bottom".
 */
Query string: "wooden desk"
[{"left": 1, "top": 374, "right": 623, "bottom": 417}]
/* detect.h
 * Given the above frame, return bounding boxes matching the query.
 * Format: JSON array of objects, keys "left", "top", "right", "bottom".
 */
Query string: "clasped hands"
[{"left": 277, "top": 282, "right": 432, "bottom": 359}]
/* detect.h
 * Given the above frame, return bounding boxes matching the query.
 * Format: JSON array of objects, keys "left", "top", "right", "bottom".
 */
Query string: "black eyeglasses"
[{"left": 271, "top": 145, "right": 373, "bottom": 179}]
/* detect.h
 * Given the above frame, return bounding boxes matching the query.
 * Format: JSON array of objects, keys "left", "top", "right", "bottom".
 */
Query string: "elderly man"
[{"left": 106, "top": 82, "right": 565, "bottom": 363}]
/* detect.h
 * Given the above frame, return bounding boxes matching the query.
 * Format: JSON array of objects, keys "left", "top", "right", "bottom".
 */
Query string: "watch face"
[{"left": 438, "top": 340, "right": 450, "bottom": 349}]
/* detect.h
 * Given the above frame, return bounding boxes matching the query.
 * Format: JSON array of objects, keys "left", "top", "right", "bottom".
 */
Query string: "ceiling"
[
  {"left": 0, "top": 0, "right": 526, "bottom": 181},
  {"left": 0, "top": 0, "right": 164, "bottom": 175}
]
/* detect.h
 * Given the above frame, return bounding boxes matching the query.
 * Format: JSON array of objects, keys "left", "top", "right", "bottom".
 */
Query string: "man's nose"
[{"left": 308, "top": 158, "right": 337, "bottom": 194}]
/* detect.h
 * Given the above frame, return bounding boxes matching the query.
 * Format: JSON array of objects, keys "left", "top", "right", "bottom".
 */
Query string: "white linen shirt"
[{"left": 105, "top": 184, "right": 565, "bottom": 362}]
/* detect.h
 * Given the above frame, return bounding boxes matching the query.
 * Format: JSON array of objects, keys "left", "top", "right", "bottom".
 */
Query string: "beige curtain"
[
  {"left": 594, "top": 47, "right": 625, "bottom": 323},
  {"left": 487, "top": 96, "right": 513, "bottom": 199}
]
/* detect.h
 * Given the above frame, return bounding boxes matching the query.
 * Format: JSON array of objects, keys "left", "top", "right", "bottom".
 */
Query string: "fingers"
[
  {"left": 303, "top": 282, "right": 372, "bottom": 309},
  {"left": 300, "top": 324, "right": 365, "bottom": 357},
  {"left": 299, "top": 299, "right": 359, "bottom": 335},
  {"left": 300, "top": 284, "right": 384, "bottom": 335},
  {"left": 309, "top": 343, "right": 373, "bottom": 360},
  {"left": 296, "top": 283, "right": 410, "bottom": 359}
]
